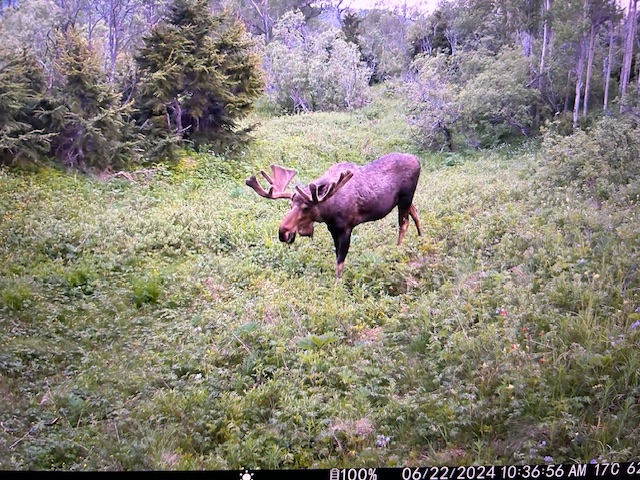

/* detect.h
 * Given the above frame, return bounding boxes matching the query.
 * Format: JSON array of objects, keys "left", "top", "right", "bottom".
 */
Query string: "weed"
[{"left": 1, "top": 101, "right": 639, "bottom": 470}]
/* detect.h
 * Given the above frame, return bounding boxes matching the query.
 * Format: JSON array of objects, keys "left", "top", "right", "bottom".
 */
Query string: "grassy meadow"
[{"left": 1, "top": 95, "right": 639, "bottom": 470}]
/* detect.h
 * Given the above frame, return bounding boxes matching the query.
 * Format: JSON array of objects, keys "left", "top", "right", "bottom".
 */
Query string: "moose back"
[{"left": 246, "top": 152, "right": 422, "bottom": 279}]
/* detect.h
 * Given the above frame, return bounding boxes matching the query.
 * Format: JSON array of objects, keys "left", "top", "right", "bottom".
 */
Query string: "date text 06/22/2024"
[{"left": 327, "top": 462, "right": 640, "bottom": 480}]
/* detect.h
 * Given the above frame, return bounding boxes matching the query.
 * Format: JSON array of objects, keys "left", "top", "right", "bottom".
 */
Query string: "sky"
[{"left": 343, "top": 0, "right": 439, "bottom": 14}]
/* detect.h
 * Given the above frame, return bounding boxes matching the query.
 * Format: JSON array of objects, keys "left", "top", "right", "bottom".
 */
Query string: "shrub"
[
  {"left": 404, "top": 47, "right": 544, "bottom": 151},
  {"left": 537, "top": 115, "right": 640, "bottom": 203},
  {"left": 403, "top": 54, "right": 461, "bottom": 152},
  {"left": 263, "top": 11, "right": 372, "bottom": 113},
  {"left": 0, "top": 281, "right": 33, "bottom": 311},
  {"left": 456, "top": 47, "right": 543, "bottom": 147}
]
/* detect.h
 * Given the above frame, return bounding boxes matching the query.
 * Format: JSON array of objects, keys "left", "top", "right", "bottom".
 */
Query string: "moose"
[{"left": 246, "top": 152, "right": 423, "bottom": 279}]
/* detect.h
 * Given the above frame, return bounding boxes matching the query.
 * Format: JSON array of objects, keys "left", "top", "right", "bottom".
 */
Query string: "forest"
[
  {"left": 2, "top": 0, "right": 640, "bottom": 164},
  {"left": 1, "top": 0, "right": 640, "bottom": 472}
]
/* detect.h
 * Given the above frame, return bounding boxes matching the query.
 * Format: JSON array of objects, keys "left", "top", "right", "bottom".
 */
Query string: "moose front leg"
[{"left": 330, "top": 226, "right": 352, "bottom": 280}]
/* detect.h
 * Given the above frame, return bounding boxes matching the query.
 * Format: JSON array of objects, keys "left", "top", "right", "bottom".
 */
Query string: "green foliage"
[
  {"left": 407, "top": 10, "right": 453, "bottom": 58},
  {"left": 0, "top": 280, "right": 33, "bottom": 311},
  {"left": 356, "top": 9, "right": 411, "bottom": 83},
  {"left": 403, "top": 54, "right": 460, "bottom": 152},
  {"left": 134, "top": 0, "right": 265, "bottom": 155},
  {"left": 1, "top": 99, "right": 639, "bottom": 470},
  {"left": 537, "top": 115, "right": 640, "bottom": 203},
  {"left": 456, "top": 47, "right": 543, "bottom": 147},
  {"left": 404, "top": 47, "right": 544, "bottom": 150},
  {"left": 130, "top": 276, "right": 163, "bottom": 308},
  {"left": 0, "top": 49, "right": 55, "bottom": 165},
  {"left": 45, "top": 28, "right": 141, "bottom": 171},
  {"left": 264, "top": 10, "right": 372, "bottom": 113}
]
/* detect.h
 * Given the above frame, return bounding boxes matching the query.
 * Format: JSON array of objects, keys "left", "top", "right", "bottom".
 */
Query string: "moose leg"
[
  {"left": 397, "top": 207, "right": 411, "bottom": 245},
  {"left": 398, "top": 204, "right": 422, "bottom": 244},
  {"left": 409, "top": 204, "right": 422, "bottom": 236},
  {"left": 330, "top": 227, "right": 352, "bottom": 280}
]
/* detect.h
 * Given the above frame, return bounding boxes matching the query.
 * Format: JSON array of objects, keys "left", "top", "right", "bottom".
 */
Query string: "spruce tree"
[
  {"left": 0, "top": 49, "right": 54, "bottom": 165},
  {"left": 134, "top": 0, "right": 265, "bottom": 153},
  {"left": 47, "top": 28, "right": 140, "bottom": 170}
]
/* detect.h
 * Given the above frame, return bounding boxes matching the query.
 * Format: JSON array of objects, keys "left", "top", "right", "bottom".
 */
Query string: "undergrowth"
[{"left": 1, "top": 102, "right": 639, "bottom": 470}]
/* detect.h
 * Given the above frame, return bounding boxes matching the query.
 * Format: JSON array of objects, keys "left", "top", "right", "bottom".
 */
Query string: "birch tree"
[{"left": 620, "top": 0, "right": 637, "bottom": 99}]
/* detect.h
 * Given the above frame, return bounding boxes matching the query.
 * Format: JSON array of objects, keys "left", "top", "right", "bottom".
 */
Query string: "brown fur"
[{"left": 246, "top": 152, "right": 423, "bottom": 279}]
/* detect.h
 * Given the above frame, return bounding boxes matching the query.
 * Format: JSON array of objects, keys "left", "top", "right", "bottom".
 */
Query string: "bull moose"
[{"left": 246, "top": 152, "right": 423, "bottom": 279}]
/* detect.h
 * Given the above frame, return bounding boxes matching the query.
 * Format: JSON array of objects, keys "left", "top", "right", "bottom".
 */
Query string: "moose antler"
[
  {"left": 246, "top": 164, "right": 298, "bottom": 200},
  {"left": 295, "top": 170, "right": 354, "bottom": 204}
]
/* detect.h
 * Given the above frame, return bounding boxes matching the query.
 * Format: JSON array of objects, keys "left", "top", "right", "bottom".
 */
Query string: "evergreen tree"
[
  {"left": 133, "top": 0, "right": 265, "bottom": 154},
  {"left": 46, "top": 28, "right": 140, "bottom": 170},
  {"left": 342, "top": 10, "right": 362, "bottom": 47},
  {"left": 0, "top": 49, "right": 54, "bottom": 165}
]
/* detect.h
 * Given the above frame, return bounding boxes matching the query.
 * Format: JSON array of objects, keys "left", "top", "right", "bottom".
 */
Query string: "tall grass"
[{"left": 1, "top": 98, "right": 639, "bottom": 470}]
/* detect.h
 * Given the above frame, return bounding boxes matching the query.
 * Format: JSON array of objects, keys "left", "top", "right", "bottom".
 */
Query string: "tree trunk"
[
  {"left": 582, "top": 22, "right": 598, "bottom": 118},
  {"left": 564, "top": 70, "right": 572, "bottom": 113},
  {"left": 249, "top": 0, "right": 272, "bottom": 43},
  {"left": 573, "top": 38, "right": 587, "bottom": 128},
  {"left": 604, "top": 20, "right": 615, "bottom": 112},
  {"left": 537, "top": 0, "right": 552, "bottom": 124},
  {"left": 620, "top": 0, "right": 638, "bottom": 100},
  {"left": 539, "top": 0, "right": 551, "bottom": 92}
]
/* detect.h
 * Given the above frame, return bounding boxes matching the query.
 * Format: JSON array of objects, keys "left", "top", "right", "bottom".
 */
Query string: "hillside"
[{"left": 1, "top": 97, "right": 639, "bottom": 470}]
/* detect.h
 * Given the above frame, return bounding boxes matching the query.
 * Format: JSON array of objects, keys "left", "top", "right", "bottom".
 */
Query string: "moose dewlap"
[{"left": 246, "top": 152, "right": 422, "bottom": 279}]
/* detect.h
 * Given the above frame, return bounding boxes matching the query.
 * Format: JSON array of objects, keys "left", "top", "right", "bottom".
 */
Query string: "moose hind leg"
[
  {"left": 397, "top": 207, "right": 411, "bottom": 245},
  {"left": 409, "top": 204, "right": 422, "bottom": 236},
  {"left": 398, "top": 204, "right": 422, "bottom": 244}
]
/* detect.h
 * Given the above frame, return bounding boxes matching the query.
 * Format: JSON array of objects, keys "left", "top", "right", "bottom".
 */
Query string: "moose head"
[{"left": 246, "top": 152, "right": 423, "bottom": 279}]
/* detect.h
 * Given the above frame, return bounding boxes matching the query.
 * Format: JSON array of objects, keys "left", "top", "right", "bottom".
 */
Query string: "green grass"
[{"left": 1, "top": 98, "right": 639, "bottom": 470}]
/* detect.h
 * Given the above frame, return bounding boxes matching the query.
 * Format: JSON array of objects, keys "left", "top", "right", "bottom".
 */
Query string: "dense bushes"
[
  {"left": 263, "top": 11, "right": 372, "bottom": 113},
  {"left": 48, "top": 28, "right": 140, "bottom": 170},
  {"left": 537, "top": 115, "right": 640, "bottom": 204},
  {"left": 404, "top": 47, "right": 543, "bottom": 151}
]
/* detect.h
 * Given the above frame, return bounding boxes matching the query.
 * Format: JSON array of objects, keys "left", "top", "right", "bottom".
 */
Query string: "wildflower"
[
  {"left": 590, "top": 459, "right": 597, "bottom": 464},
  {"left": 610, "top": 334, "right": 625, "bottom": 347},
  {"left": 544, "top": 456, "right": 554, "bottom": 463},
  {"left": 376, "top": 434, "right": 391, "bottom": 448},
  {"left": 631, "top": 320, "right": 640, "bottom": 330},
  {"left": 540, "top": 441, "right": 547, "bottom": 447}
]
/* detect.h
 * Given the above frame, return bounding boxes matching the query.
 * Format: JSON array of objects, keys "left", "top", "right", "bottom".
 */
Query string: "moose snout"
[{"left": 279, "top": 228, "right": 296, "bottom": 244}]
